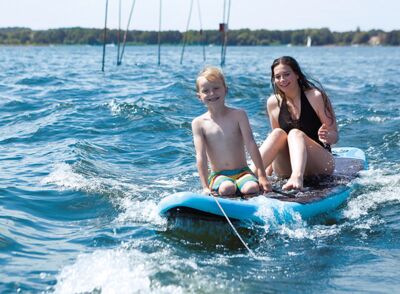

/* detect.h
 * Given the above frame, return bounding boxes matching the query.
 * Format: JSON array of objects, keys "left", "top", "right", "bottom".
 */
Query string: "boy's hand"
[
  {"left": 258, "top": 176, "right": 272, "bottom": 193},
  {"left": 202, "top": 187, "right": 211, "bottom": 195}
]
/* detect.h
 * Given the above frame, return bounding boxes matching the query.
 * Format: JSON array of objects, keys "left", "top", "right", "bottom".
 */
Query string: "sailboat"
[{"left": 306, "top": 36, "right": 312, "bottom": 47}]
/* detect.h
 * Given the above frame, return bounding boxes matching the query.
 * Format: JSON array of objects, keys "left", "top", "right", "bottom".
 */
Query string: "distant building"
[{"left": 368, "top": 35, "right": 383, "bottom": 46}]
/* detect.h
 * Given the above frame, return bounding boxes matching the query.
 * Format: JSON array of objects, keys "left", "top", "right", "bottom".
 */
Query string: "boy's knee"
[
  {"left": 240, "top": 181, "right": 259, "bottom": 195},
  {"left": 218, "top": 181, "right": 236, "bottom": 196}
]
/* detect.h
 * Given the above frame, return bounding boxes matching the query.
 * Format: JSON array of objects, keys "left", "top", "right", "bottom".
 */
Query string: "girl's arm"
[{"left": 307, "top": 89, "right": 338, "bottom": 145}]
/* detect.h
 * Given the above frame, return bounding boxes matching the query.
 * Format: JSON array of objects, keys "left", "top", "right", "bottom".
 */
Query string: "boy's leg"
[
  {"left": 236, "top": 172, "right": 259, "bottom": 196},
  {"left": 210, "top": 174, "right": 236, "bottom": 197},
  {"left": 218, "top": 180, "right": 237, "bottom": 197}
]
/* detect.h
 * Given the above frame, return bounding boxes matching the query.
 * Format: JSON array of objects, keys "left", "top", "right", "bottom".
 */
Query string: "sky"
[{"left": 0, "top": 0, "right": 399, "bottom": 32}]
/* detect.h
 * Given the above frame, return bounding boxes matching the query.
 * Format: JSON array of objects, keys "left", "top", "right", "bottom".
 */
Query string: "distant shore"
[{"left": 1, "top": 27, "right": 399, "bottom": 46}]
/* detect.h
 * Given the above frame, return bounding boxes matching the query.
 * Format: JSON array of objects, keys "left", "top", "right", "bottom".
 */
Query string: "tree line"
[{"left": 1, "top": 27, "right": 399, "bottom": 46}]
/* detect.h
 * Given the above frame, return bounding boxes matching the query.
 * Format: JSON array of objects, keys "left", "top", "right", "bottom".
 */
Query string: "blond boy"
[{"left": 192, "top": 67, "right": 271, "bottom": 197}]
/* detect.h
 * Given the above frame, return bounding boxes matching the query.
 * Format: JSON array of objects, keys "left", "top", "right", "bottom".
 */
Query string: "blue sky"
[{"left": 0, "top": 0, "right": 399, "bottom": 32}]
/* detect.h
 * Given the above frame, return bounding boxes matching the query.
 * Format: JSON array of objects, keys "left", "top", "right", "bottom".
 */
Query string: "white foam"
[
  {"left": 278, "top": 223, "right": 342, "bottom": 240},
  {"left": 41, "top": 163, "right": 98, "bottom": 191},
  {"left": 344, "top": 168, "right": 400, "bottom": 220},
  {"left": 252, "top": 197, "right": 303, "bottom": 231},
  {"left": 367, "top": 116, "right": 386, "bottom": 123},
  {"left": 108, "top": 99, "right": 121, "bottom": 116},
  {"left": 53, "top": 248, "right": 183, "bottom": 294},
  {"left": 41, "top": 162, "right": 145, "bottom": 195},
  {"left": 154, "top": 178, "right": 186, "bottom": 188},
  {"left": 115, "top": 197, "right": 166, "bottom": 226},
  {"left": 251, "top": 197, "right": 343, "bottom": 240},
  {"left": 42, "top": 162, "right": 169, "bottom": 225}
]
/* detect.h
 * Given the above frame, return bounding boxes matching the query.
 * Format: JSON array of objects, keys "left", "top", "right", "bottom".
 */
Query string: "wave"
[
  {"left": 16, "top": 75, "right": 66, "bottom": 87},
  {"left": 53, "top": 248, "right": 183, "bottom": 294}
]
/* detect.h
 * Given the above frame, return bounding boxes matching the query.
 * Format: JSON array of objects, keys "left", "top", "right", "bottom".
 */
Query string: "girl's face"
[
  {"left": 273, "top": 63, "right": 299, "bottom": 93},
  {"left": 196, "top": 77, "right": 226, "bottom": 105}
]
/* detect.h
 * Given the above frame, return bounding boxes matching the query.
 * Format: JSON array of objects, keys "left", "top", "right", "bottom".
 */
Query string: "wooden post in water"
[
  {"left": 117, "top": 0, "right": 122, "bottom": 65},
  {"left": 197, "top": 0, "right": 206, "bottom": 62},
  {"left": 158, "top": 0, "right": 162, "bottom": 65},
  {"left": 180, "top": 0, "right": 194, "bottom": 64},
  {"left": 119, "top": 0, "right": 136, "bottom": 66},
  {"left": 101, "top": 0, "right": 109, "bottom": 72},
  {"left": 220, "top": 0, "right": 231, "bottom": 67}
]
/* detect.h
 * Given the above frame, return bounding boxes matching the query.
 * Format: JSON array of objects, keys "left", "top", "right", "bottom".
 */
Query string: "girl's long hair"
[{"left": 270, "top": 56, "right": 335, "bottom": 124}]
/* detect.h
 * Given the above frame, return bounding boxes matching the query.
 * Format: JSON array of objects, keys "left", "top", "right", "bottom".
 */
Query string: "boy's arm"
[
  {"left": 237, "top": 110, "right": 271, "bottom": 192},
  {"left": 192, "top": 118, "right": 210, "bottom": 194}
]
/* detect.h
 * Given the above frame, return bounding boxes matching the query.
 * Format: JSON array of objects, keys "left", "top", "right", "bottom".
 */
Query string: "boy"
[{"left": 192, "top": 67, "right": 271, "bottom": 197}]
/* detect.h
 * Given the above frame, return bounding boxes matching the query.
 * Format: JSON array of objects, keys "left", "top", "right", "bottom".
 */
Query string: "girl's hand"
[{"left": 318, "top": 123, "right": 330, "bottom": 145}]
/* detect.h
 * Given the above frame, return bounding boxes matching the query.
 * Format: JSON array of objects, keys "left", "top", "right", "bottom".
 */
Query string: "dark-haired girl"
[{"left": 257, "top": 56, "right": 338, "bottom": 190}]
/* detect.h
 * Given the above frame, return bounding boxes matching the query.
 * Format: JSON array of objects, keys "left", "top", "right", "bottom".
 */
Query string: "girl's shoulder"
[
  {"left": 267, "top": 94, "right": 281, "bottom": 105},
  {"left": 304, "top": 88, "right": 323, "bottom": 99},
  {"left": 267, "top": 94, "right": 281, "bottom": 112},
  {"left": 304, "top": 88, "right": 325, "bottom": 107}
]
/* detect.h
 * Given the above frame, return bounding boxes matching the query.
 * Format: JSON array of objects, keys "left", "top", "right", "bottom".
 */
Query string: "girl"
[{"left": 258, "top": 56, "right": 338, "bottom": 190}]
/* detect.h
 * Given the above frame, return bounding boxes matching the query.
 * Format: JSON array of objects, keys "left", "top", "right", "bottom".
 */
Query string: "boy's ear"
[{"left": 196, "top": 92, "right": 201, "bottom": 100}]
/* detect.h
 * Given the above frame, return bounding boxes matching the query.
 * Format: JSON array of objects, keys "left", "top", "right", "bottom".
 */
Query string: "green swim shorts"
[{"left": 208, "top": 167, "right": 258, "bottom": 194}]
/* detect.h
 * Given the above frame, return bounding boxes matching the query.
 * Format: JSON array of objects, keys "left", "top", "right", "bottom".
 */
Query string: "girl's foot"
[{"left": 282, "top": 176, "right": 303, "bottom": 191}]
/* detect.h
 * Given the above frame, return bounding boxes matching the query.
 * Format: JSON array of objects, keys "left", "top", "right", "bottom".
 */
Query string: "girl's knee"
[
  {"left": 271, "top": 128, "right": 287, "bottom": 140},
  {"left": 287, "top": 128, "right": 306, "bottom": 140}
]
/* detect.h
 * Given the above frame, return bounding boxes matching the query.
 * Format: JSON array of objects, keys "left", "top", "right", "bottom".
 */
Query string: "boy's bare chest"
[{"left": 202, "top": 119, "right": 240, "bottom": 140}]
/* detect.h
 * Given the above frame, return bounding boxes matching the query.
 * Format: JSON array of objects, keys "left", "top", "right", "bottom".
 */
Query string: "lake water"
[{"left": 1, "top": 45, "right": 400, "bottom": 293}]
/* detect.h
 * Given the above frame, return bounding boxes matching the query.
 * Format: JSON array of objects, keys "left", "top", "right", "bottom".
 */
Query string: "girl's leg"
[
  {"left": 282, "top": 129, "right": 307, "bottom": 190},
  {"left": 283, "top": 129, "right": 334, "bottom": 190},
  {"left": 255, "top": 128, "right": 290, "bottom": 175}
]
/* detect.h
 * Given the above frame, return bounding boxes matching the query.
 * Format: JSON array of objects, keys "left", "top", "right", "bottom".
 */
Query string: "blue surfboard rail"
[{"left": 158, "top": 147, "right": 366, "bottom": 225}]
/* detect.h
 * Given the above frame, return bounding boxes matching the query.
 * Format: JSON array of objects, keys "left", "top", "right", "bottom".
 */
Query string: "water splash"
[
  {"left": 53, "top": 248, "right": 183, "bottom": 294},
  {"left": 344, "top": 168, "right": 400, "bottom": 220}
]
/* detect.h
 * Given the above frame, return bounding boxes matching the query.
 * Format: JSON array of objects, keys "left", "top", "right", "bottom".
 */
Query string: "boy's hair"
[{"left": 196, "top": 66, "right": 227, "bottom": 92}]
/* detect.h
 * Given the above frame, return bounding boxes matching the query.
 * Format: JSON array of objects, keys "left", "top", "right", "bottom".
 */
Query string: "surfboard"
[{"left": 158, "top": 147, "right": 366, "bottom": 225}]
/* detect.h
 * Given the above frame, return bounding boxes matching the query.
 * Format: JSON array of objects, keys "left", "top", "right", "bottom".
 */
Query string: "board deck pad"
[{"left": 266, "top": 157, "right": 365, "bottom": 203}]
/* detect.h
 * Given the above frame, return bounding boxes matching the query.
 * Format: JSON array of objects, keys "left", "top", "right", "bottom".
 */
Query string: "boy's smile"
[
  {"left": 196, "top": 77, "right": 226, "bottom": 104},
  {"left": 206, "top": 96, "right": 220, "bottom": 102}
]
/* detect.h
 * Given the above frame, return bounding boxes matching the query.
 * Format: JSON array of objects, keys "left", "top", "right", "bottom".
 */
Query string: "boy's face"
[{"left": 196, "top": 77, "right": 227, "bottom": 105}]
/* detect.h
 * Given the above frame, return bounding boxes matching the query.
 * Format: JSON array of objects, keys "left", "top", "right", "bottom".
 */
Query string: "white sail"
[{"left": 306, "top": 36, "right": 312, "bottom": 47}]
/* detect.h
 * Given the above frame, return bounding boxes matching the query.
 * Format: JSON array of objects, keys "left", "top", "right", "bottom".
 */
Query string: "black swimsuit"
[{"left": 278, "top": 90, "right": 331, "bottom": 152}]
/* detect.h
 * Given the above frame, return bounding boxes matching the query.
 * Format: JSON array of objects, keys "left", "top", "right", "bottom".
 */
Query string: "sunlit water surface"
[{"left": 0, "top": 45, "right": 399, "bottom": 293}]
